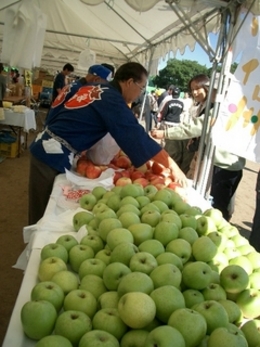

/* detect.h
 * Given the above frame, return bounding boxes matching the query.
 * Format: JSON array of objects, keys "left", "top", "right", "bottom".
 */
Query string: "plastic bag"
[{"left": 87, "top": 133, "right": 120, "bottom": 165}]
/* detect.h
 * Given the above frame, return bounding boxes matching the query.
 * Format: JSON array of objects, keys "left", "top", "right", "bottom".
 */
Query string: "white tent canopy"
[{"left": 0, "top": 0, "right": 259, "bottom": 74}]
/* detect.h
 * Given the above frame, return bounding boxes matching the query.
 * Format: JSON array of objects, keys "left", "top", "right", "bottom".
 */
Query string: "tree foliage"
[{"left": 152, "top": 58, "right": 208, "bottom": 92}]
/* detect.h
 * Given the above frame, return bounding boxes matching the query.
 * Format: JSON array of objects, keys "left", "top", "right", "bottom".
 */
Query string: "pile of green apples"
[{"left": 20, "top": 183, "right": 260, "bottom": 347}]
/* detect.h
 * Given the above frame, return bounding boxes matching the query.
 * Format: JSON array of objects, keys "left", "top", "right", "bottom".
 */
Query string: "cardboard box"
[
  {"left": 42, "top": 80, "right": 53, "bottom": 88},
  {"left": 0, "top": 139, "right": 19, "bottom": 158}
]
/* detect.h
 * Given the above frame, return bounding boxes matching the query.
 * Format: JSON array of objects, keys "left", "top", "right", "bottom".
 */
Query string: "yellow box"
[
  {"left": 0, "top": 139, "right": 19, "bottom": 158},
  {"left": 42, "top": 80, "right": 53, "bottom": 88}
]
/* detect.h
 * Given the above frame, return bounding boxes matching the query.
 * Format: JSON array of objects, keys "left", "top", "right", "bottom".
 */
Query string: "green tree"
[{"left": 152, "top": 58, "right": 208, "bottom": 91}]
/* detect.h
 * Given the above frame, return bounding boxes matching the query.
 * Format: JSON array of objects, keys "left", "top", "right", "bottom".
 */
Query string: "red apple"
[
  {"left": 113, "top": 171, "right": 123, "bottom": 184},
  {"left": 85, "top": 165, "right": 102, "bottom": 179},
  {"left": 76, "top": 158, "right": 91, "bottom": 176},
  {"left": 167, "top": 182, "right": 182, "bottom": 190},
  {"left": 154, "top": 183, "right": 167, "bottom": 190},
  {"left": 150, "top": 177, "right": 166, "bottom": 186},
  {"left": 121, "top": 170, "right": 131, "bottom": 178},
  {"left": 115, "top": 177, "right": 132, "bottom": 186},
  {"left": 131, "top": 170, "right": 145, "bottom": 180},
  {"left": 151, "top": 162, "right": 165, "bottom": 175},
  {"left": 114, "top": 156, "right": 132, "bottom": 169},
  {"left": 133, "top": 178, "right": 149, "bottom": 187}
]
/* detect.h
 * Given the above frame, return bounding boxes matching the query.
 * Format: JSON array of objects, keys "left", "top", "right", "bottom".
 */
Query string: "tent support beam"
[{"left": 0, "top": 0, "right": 21, "bottom": 12}]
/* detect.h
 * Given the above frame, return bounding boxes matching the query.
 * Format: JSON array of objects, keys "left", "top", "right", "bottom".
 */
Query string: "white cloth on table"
[{"left": 0, "top": 109, "right": 36, "bottom": 132}]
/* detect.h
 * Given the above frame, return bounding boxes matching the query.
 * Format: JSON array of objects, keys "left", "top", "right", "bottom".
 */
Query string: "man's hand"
[
  {"left": 151, "top": 129, "right": 164, "bottom": 139},
  {"left": 170, "top": 164, "right": 188, "bottom": 188}
]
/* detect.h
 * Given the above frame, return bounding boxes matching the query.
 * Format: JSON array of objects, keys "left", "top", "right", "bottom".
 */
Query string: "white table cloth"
[{"left": 0, "top": 108, "right": 36, "bottom": 132}]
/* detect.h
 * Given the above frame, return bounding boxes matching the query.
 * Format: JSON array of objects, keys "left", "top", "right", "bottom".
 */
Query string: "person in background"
[
  {"left": 0, "top": 63, "right": 6, "bottom": 108},
  {"left": 157, "top": 84, "right": 175, "bottom": 107},
  {"left": 29, "top": 62, "right": 187, "bottom": 225},
  {"left": 131, "top": 91, "right": 152, "bottom": 132},
  {"left": 249, "top": 170, "right": 260, "bottom": 252},
  {"left": 151, "top": 73, "right": 245, "bottom": 221},
  {"left": 149, "top": 90, "right": 159, "bottom": 127},
  {"left": 101, "top": 63, "right": 115, "bottom": 79},
  {"left": 52, "top": 63, "right": 74, "bottom": 102}
]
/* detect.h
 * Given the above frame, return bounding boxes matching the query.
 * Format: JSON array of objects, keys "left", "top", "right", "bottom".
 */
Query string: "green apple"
[
  {"left": 63, "top": 289, "right": 97, "bottom": 319},
  {"left": 51, "top": 270, "right": 78, "bottom": 295},
  {"left": 229, "top": 255, "right": 253, "bottom": 275},
  {"left": 73, "top": 211, "right": 94, "bottom": 231},
  {"left": 98, "top": 291, "right": 119, "bottom": 310},
  {"left": 141, "top": 210, "right": 161, "bottom": 227},
  {"left": 78, "top": 258, "right": 106, "bottom": 279},
  {"left": 202, "top": 283, "right": 227, "bottom": 301},
  {"left": 247, "top": 251, "right": 260, "bottom": 270},
  {"left": 185, "top": 206, "right": 203, "bottom": 216},
  {"left": 144, "top": 325, "right": 185, "bottom": 347},
  {"left": 192, "top": 236, "right": 218, "bottom": 262},
  {"left": 224, "top": 247, "right": 241, "bottom": 260},
  {"left": 179, "top": 213, "right": 198, "bottom": 229},
  {"left": 102, "top": 191, "right": 116, "bottom": 200},
  {"left": 35, "top": 335, "right": 73, "bottom": 347},
  {"left": 168, "top": 307, "right": 207, "bottom": 347},
  {"left": 237, "top": 244, "right": 255, "bottom": 256},
  {"left": 196, "top": 216, "right": 217, "bottom": 236},
  {"left": 98, "top": 218, "right": 122, "bottom": 242},
  {"left": 149, "top": 263, "right": 182, "bottom": 289},
  {"left": 87, "top": 217, "right": 99, "bottom": 231},
  {"left": 128, "top": 223, "right": 154, "bottom": 245},
  {"left": 236, "top": 288, "right": 260, "bottom": 319},
  {"left": 203, "top": 208, "right": 223, "bottom": 229},
  {"left": 232, "top": 233, "right": 249, "bottom": 247},
  {"left": 120, "top": 183, "right": 144, "bottom": 198},
  {"left": 207, "top": 326, "right": 248, "bottom": 347},
  {"left": 120, "top": 329, "right": 149, "bottom": 347},
  {"left": 95, "top": 249, "right": 112, "bottom": 265},
  {"left": 138, "top": 239, "right": 165, "bottom": 257},
  {"left": 210, "top": 270, "right": 220, "bottom": 284},
  {"left": 92, "top": 202, "right": 109, "bottom": 215},
  {"left": 79, "top": 193, "right": 97, "bottom": 211},
  {"left": 106, "top": 228, "right": 134, "bottom": 250},
  {"left": 160, "top": 212, "right": 182, "bottom": 229},
  {"left": 119, "top": 211, "right": 141, "bottom": 228},
  {"left": 31, "top": 281, "right": 65, "bottom": 312},
  {"left": 156, "top": 252, "right": 183, "bottom": 270},
  {"left": 241, "top": 319, "right": 260, "bottom": 347},
  {"left": 121, "top": 196, "right": 140, "bottom": 208},
  {"left": 78, "top": 330, "right": 119, "bottom": 347},
  {"left": 102, "top": 262, "right": 131, "bottom": 291},
  {"left": 117, "top": 204, "right": 141, "bottom": 217},
  {"left": 111, "top": 186, "right": 122, "bottom": 194},
  {"left": 144, "top": 184, "right": 158, "bottom": 198},
  {"left": 69, "top": 244, "right": 95, "bottom": 272},
  {"left": 117, "top": 271, "right": 154, "bottom": 297},
  {"left": 153, "top": 221, "right": 179, "bottom": 246},
  {"left": 129, "top": 252, "right": 157, "bottom": 274},
  {"left": 218, "top": 299, "right": 243, "bottom": 324},
  {"left": 182, "top": 289, "right": 205, "bottom": 308},
  {"left": 182, "top": 261, "right": 212, "bottom": 290},
  {"left": 80, "top": 234, "right": 104, "bottom": 254},
  {"left": 192, "top": 300, "right": 229, "bottom": 334},
  {"left": 110, "top": 242, "right": 138, "bottom": 266},
  {"left": 106, "top": 194, "right": 122, "bottom": 212},
  {"left": 40, "top": 243, "right": 68, "bottom": 263},
  {"left": 196, "top": 335, "right": 209, "bottom": 347},
  {"left": 207, "top": 252, "right": 229, "bottom": 272},
  {"left": 152, "top": 189, "right": 173, "bottom": 206},
  {"left": 92, "top": 308, "right": 127, "bottom": 340},
  {"left": 249, "top": 271, "right": 260, "bottom": 290},
  {"left": 95, "top": 208, "right": 118, "bottom": 224},
  {"left": 21, "top": 300, "right": 57, "bottom": 340},
  {"left": 166, "top": 238, "right": 192, "bottom": 264},
  {"left": 38, "top": 256, "right": 67, "bottom": 282},
  {"left": 91, "top": 186, "right": 107, "bottom": 200},
  {"left": 56, "top": 234, "right": 78, "bottom": 252},
  {"left": 178, "top": 227, "right": 199, "bottom": 245},
  {"left": 140, "top": 203, "right": 160, "bottom": 215},
  {"left": 136, "top": 195, "right": 151, "bottom": 208},
  {"left": 152, "top": 200, "right": 169, "bottom": 213},
  {"left": 118, "top": 292, "right": 156, "bottom": 329},
  {"left": 79, "top": 274, "right": 107, "bottom": 299},
  {"left": 55, "top": 310, "right": 92, "bottom": 346},
  {"left": 207, "top": 231, "right": 228, "bottom": 251},
  {"left": 171, "top": 199, "right": 190, "bottom": 215},
  {"left": 220, "top": 264, "right": 249, "bottom": 294},
  {"left": 150, "top": 285, "right": 185, "bottom": 323}
]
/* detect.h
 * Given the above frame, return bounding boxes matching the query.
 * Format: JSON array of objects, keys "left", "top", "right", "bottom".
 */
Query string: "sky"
[{"left": 158, "top": 33, "right": 219, "bottom": 71}]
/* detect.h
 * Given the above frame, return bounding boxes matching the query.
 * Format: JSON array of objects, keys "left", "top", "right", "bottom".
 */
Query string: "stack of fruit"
[
  {"left": 76, "top": 150, "right": 183, "bottom": 194},
  {"left": 20, "top": 184, "right": 260, "bottom": 347}
]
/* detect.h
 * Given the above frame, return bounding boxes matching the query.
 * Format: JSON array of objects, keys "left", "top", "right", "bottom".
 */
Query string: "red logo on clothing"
[
  {"left": 65, "top": 85, "right": 103, "bottom": 109},
  {"left": 52, "top": 85, "right": 71, "bottom": 108}
]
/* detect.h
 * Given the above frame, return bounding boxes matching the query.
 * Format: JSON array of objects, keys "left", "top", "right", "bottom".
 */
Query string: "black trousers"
[
  {"left": 210, "top": 166, "right": 243, "bottom": 221},
  {"left": 28, "top": 154, "right": 59, "bottom": 225},
  {"left": 249, "top": 171, "right": 260, "bottom": 251}
]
